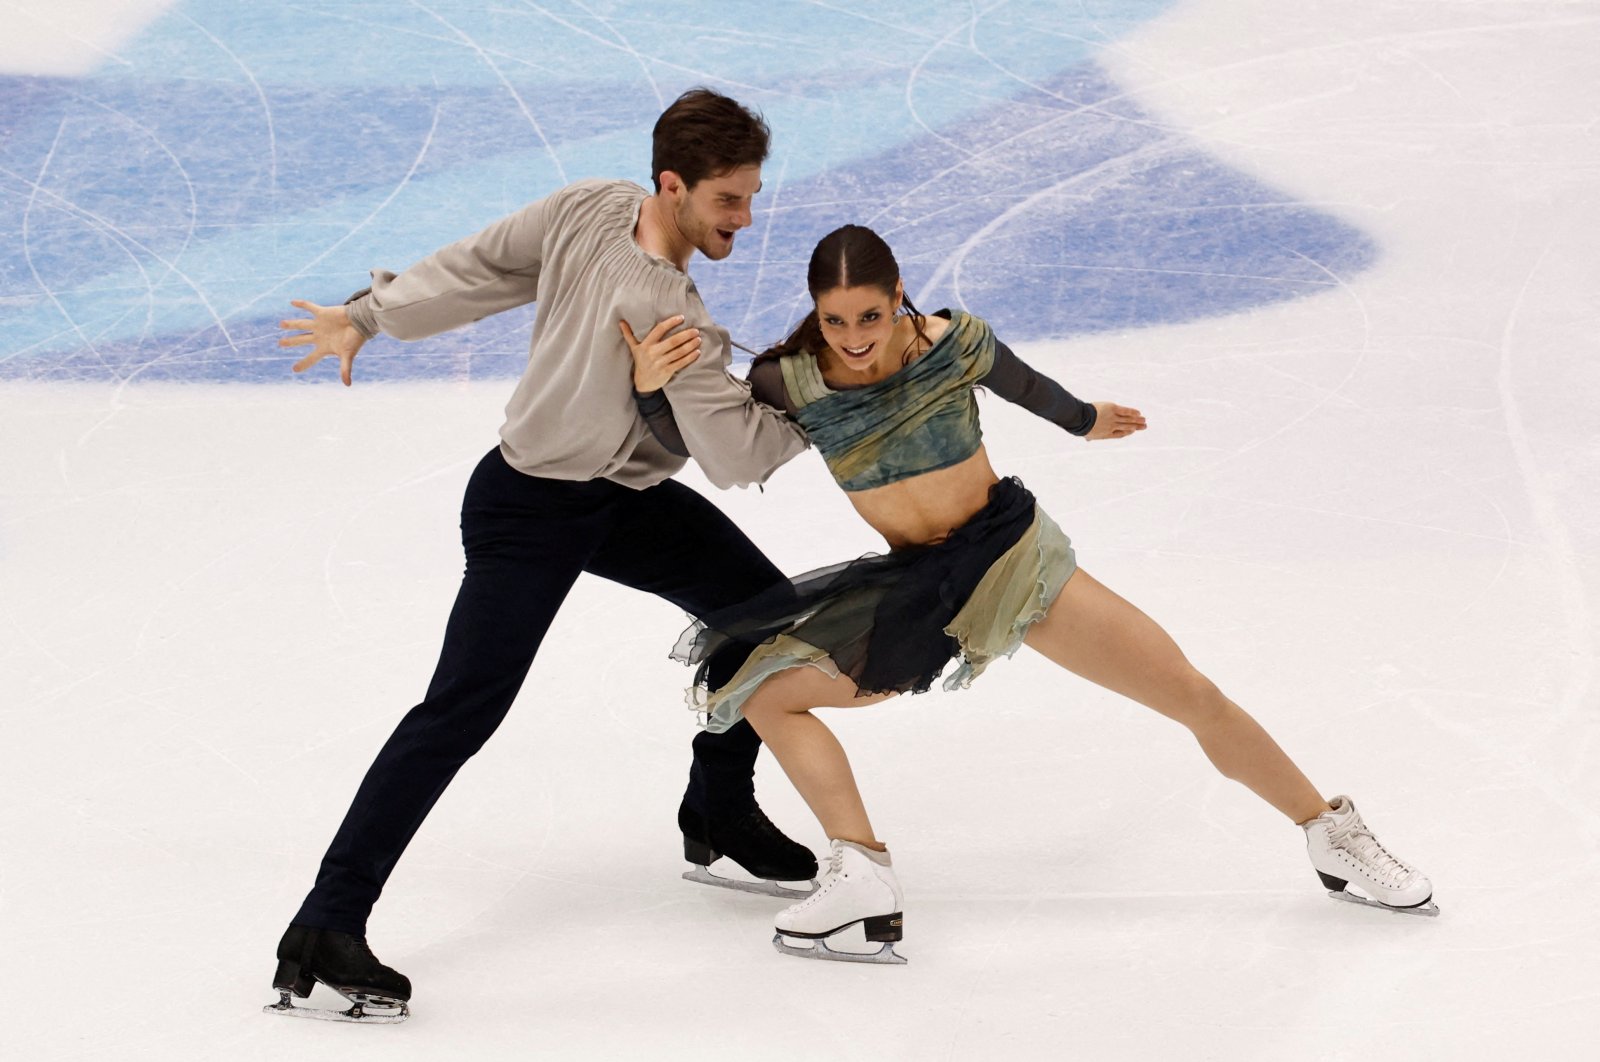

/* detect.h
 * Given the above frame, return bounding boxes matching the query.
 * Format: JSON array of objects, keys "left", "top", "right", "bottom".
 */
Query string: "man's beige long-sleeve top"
[{"left": 344, "top": 178, "right": 806, "bottom": 489}]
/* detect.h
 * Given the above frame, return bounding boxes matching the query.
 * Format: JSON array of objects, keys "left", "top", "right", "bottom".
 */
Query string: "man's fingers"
[
  {"left": 278, "top": 332, "right": 314, "bottom": 348},
  {"left": 618, "top": 320, "right": 638, "bottom": 345},
  {"left": 291, "top": 351, "right": 320, "bottom": 373},
  {"left": 340, "top": 352, "right": 354, "bottom": 386}
]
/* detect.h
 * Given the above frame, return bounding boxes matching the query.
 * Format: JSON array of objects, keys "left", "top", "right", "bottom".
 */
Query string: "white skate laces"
[
  {"left": 784, "top": 840, "right": 849, "bottom": 916},
  {"left": 1303, "top": 795, "right": 1438, "bottom": 916},
  {"left": 771, "top": 839, "right": 907, "bottom": 964}
]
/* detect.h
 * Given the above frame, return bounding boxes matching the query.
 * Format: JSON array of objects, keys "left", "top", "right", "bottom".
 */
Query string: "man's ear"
[{"left": 659, "top": 170, "right": 685, "bottom": 201}]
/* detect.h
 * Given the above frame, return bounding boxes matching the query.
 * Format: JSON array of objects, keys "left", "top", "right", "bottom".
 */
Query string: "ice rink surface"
[{"left": 2, "top": 1, "right": 1596, "bottom": 1058}]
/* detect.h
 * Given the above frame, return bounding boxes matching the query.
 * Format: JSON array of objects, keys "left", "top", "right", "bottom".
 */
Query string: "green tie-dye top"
[{"left": 778, "top": 310, "right": 996, "bottom": 492}]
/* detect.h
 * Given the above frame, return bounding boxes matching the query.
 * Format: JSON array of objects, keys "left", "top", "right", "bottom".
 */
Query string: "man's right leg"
[
  {"left": 583, "top": 478, "right": 816, "bottom": 892},
  {"left": 274, "top": 449, "right": 610, "bottom": 1012}
]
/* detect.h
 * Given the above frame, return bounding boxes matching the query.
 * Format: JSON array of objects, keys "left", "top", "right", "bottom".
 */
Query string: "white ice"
[
  {"left": 2, "top": 1, "right": 1597, "bottom": 1059},
  {"left": 0, "top": 0, "right": 175, "bottom": 77}
]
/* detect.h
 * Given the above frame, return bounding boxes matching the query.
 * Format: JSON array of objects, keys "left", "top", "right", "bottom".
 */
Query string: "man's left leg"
[{"left": 583, "top": 478, "right": 817, "bottom": 891}]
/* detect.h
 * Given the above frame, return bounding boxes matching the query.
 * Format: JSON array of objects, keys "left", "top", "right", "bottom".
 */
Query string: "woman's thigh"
[
  {"left": 742, "top": 661, "right": 897, "bottom": 719},
  {"left": 1022, "top": 568, "right": 1215, "bottom": 722}
]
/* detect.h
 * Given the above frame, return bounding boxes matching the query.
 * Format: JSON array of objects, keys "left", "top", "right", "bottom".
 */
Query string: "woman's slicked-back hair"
[
  {"left": 651, "top": 88, "right": 771, "bottom": 192},
  {"left": 759, "top": 224, "right": 930, "bottom": 364},
  {"left": 806, "top": 224, "right": 901, "bottom": 302}
]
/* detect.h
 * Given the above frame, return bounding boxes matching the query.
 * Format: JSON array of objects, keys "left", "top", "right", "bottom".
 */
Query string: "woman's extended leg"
[
  {"left": 1023, "top": 568, "right": 1330, "bottom": 825},
  {"left": 739, "top": 666, "right": 892, "bottom": 846}
]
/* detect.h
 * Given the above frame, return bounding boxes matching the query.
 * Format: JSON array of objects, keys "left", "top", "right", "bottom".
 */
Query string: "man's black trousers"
[{"left": 294, "top": 447, "right": 784, "bottom": 934}]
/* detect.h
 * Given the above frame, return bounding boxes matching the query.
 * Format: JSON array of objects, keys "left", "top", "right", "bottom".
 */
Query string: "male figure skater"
[{"left": 267, "top": 88, "right": 812, "bottom": 1022}]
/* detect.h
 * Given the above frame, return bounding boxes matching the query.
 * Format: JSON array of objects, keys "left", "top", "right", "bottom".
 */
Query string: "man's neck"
[{"left": 635, "top": 195, "right": 693, "bottom": 272}]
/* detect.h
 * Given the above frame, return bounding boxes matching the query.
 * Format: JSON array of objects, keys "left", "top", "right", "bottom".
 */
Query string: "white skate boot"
[
  {"left": 1303, "top": 795, "right": 1437, "bottom": 916},
  {"left": 772, "top": 839, "right": 906, "bottom": 964}
]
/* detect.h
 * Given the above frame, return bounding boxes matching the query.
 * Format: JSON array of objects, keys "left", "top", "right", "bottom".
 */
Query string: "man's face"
[{"left": 670, "top": 164, "right": 762, "bottom": 261}]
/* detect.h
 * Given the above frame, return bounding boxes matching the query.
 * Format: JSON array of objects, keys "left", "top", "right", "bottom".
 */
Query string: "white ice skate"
[
  {"left": 1303, "top": 795, "right": 1437, "bottom": 916},
  {"left": 772, "top": 839, "right": 906, "bottom": 965}
]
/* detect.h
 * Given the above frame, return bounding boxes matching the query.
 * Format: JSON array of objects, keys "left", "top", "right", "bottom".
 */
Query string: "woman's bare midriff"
[{"left": 843, "top": 447, "right": 1002, "bottom": 550}]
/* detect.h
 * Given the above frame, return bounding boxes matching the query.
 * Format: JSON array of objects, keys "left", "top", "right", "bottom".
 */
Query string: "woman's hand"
[
  {"left": 1086, "top": 402, "right": 1147, "bottom": 441},
  {"left": 280, "top": 300, "right": 368, "bottom": 386},
  {"left": 619, "top": 315, "right": 701, "bottom": 392}
]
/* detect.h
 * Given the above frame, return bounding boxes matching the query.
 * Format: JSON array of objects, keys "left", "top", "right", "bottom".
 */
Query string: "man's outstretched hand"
[{"left": 281, "top": 300, "right": 367, "bottom": 386}]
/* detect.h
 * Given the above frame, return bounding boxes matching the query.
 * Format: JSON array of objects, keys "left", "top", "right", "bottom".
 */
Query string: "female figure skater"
[{"left": 622, "top": 224, "right": 1436, "bottom": 963}]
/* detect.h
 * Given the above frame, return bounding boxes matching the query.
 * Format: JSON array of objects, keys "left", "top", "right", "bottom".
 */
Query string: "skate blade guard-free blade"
[
  {"left": 683, "top": 862, "right": 817, "bottom": 900},
  {"left": 1317, "top": 870, "right": 1439, "bottom": 917},
  {"left": 772, "top": 933, "right": 907, "bottom": 964},
  {"left": 772, "top": 910, "right": 907, "bottom": 965},
  {"left": 1327, "top": 889, "right": 1440, "bottom": 917},
  {"left": 263, "top": 988, "right": 409, "bottom": 1023}
]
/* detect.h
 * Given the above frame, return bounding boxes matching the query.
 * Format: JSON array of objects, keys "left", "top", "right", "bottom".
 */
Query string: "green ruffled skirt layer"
[{"left": 673, "top": 478, "right": 1077, "bottom": 733}]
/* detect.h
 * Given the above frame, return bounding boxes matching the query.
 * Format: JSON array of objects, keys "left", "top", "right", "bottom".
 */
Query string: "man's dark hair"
[{"left": 651, "top": 88, "right": 770, "bottom": 192}]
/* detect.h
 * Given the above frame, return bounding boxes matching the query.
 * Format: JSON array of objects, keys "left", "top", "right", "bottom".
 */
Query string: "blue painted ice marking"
[{"left": 0, "top": 0, "right": 1373, "bottom": 383}]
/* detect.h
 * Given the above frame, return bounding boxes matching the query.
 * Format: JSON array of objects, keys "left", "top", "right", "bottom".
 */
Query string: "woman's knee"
[{"left": 1166, "top": 668, "right": 1232, "bottom": 729}]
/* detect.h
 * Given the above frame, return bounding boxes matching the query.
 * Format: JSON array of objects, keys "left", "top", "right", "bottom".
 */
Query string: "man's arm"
[
  {"left": 282, "top": 193, "right": 562, "bottom": 382},
  {"left": 345, "top": 193, "right": 559, "bottom": 342},
  {"left": 621, "top": 312, "right": 804, "bottom": 488},
  {"left": 663, "top": 321, "right": 806, "bottom": 488}
]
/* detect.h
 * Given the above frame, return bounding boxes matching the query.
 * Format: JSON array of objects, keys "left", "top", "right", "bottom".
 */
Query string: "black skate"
[
  {"left": 263, "top": 925, "right": 411, "bottom": 1023},
  {"left": 679, "top": 801, "right": 818, "bottom": 900}
]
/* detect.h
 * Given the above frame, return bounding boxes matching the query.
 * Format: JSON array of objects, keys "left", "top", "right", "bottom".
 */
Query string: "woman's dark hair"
[
  {"left": 756, "top": 224, "right": 930, "bottom": 366},
  {"left": 651, "top": 88, "right": 770, "bottom": 192}
]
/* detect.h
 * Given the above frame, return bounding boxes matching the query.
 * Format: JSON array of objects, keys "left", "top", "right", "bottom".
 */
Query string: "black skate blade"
[
  {"left": 1327, "top": 889, "right": 1440, "bottom": 918},
  {"left": 683, "top": 863, "right": 816, "bottom": 900},
  {"left": 772, "top": 932, "right": 907, "bottom": 965},
  {"left": 263, "top": 988, "right": 409, "bottom": 1023}
]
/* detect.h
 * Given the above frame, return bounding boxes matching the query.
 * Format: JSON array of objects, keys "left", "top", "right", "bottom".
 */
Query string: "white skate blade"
[
  {"left": 1327, "top": 889, "right": 1440, "bottom": 918},
  {"left": 772, "top": 932, "right": 907, "bottom": 965},
  {"left": 683, "top": 863, "right": 816, "bottom": 900},
  {"left": 263, "top": 989, "right": 409, "bottom": 1023}
]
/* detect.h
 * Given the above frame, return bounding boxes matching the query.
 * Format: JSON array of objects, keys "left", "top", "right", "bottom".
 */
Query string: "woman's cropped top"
[
  {"left": 635, "top": 310, "right": 1098, "bottom": 491},
  {"left": 777, "top": 310, "right": 992, "bottom": 490}
]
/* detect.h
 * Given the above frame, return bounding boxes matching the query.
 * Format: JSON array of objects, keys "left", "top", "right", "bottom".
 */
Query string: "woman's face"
[{"left": 814, "top": 281, "right": 904, "bottom": 372}]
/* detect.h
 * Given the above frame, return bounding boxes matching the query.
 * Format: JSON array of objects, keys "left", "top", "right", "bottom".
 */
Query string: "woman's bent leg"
[
  {"left": 1023, "top": 569, "right": 1330, "bottom": 825},
  {"left": 739, "top": 665, "right": 892, "bottom": 846}
]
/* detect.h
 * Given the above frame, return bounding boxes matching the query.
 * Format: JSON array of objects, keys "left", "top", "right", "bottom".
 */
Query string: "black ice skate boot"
[
  {"left": 263, "top": 924, "right": 411, "bottom": 1023},
  {"left": 679, "top": 801, "right": 818, "bottom": 899},
  {"left": 682, "top": 720, "right": 817, "bottom": 898}
]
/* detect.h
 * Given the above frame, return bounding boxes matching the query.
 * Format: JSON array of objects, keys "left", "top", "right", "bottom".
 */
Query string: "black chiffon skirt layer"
[{"left": 672, "top": 477, "right": 1038, "bottom": 721}]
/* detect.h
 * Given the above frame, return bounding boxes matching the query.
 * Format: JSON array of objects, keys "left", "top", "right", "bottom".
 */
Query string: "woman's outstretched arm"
[{"left": 984, "top": 339, "right": 1148, "bottom": 441}]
